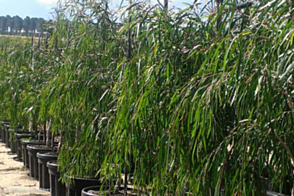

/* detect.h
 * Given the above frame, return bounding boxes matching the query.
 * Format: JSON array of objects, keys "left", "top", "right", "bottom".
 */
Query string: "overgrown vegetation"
[{"left": 0, "top": 0, "right": 294, "bottom": 195}]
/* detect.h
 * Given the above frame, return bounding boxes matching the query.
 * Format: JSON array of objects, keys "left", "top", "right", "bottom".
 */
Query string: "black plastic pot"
[
  {"left": 27, "top": 144, "right": 53, "bottom": 179},
  {"left": 66, "top": 177, "right": 101, "bottom": 196},
  {"left": 21, "top": 141, "right": 45, "bottom": 168},
  {"left": 10, "top": 130, "right": 34, "bottom": 154},
  {"left": 5, "top": 128, "right": 10, "bottom": 148},
  {"left": 15, "top": 133, "right": 35, "bottom": 161},
  {"left": 0, "top": 120, "right": 9, "bottom": 143},
  {"left": 0, "top": 126, "right": 3, "bottom": 142},
  {"left": 0, "top": 121, "right": 8, "bottom": 143},
  {"left": 47, "top": 161, "right": 66, "bottom": 196},
  {"left": 9, "top": 130, "right": 17, "bottom": 153},
  {"left": 0, "top": 126, "right": 5, "bottom": 143},
  {"left": 81, "top": 185, "right": 136, "bottom": 196},
  {"left": 37, "top": 151, "right": 58, "bottom": 190}
]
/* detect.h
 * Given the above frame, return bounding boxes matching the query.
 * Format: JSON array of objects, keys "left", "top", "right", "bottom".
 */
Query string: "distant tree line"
[{"left": 0, "top": 15, "right": 46, "bottom": 35}]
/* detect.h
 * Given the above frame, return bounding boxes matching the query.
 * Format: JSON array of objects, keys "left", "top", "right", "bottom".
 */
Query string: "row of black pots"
[
  {"left": 16, "top": 132, "right": 38, "bottom": 160},
  {"left": 18, "top": 137, "right": 91, "bottom": 196},
  {"left": 1, "top": 124, "right": 288, "bottom": 196},
  {"left": 1, "top": 125, "right": 136, "bottom": 196},
  {"left": 22, "top": 141, "right": 68, "bottom": 195},
  {"left": 80, "top": 186, "right": 290, "bottom": 196},
  {"left": 44, "top": 159, "right": 102, "bottom": 196},
  {"left": 31, "top": 149, "right": 292, "bottom": 196},
  {"left": 27, "top": 144, "right": 55, "bottom": 179},
  {"left": 0, "top": 126, "right": 57, "bottom": 192},
  {"left": 22, "top": 141, "right": 45, "bottom": 168},
  {"left": 0, "top": 127, "right": 63, "bottom": 195},
  {"left": 1, "top": 129, "right": 128, "bottom": 196},
  {"left": 45, "top": 159, "right": 102, "bottom": 196},
  {"left": 1, "top": 126, "right": 39, "bottom": 156},
  {"left": 2, "top": 125, "right": 26, "bottom": 149},
  {"left": 19, "top": 140, "right": 66, "bottom": 195},
  {"left": 10, "top": 130, "right": 33, "bottom": 154},
  {"left": 0, "top": 120, "right": 10, "bottom": 143},
  {"left": 0, "top": 124, "right": 111, "bottom": 196}
]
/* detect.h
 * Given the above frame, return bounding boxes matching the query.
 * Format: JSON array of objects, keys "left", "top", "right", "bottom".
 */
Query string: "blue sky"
[
  {"left": 0, "top": 0, "right": 199, "bottom": 20},
  {"left": 0, "top": 0, "right": 57, "bottom": 19}
]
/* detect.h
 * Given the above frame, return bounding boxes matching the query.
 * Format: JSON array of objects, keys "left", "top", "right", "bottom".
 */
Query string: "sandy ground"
[{"left": 0, "top": 143, "right": 50, "bottom": 196}]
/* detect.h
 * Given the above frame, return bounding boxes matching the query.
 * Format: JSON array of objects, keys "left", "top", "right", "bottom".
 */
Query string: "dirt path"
[{"left": 0, "top": 143, "right": 50, "bottom": 196}]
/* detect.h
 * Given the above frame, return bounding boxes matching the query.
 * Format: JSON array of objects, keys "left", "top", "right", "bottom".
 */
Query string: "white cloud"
[{"left": 36, "top": 0, "right": 58, "bottom": 4}]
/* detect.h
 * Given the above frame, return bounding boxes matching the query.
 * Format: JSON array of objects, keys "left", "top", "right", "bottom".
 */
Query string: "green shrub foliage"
[{"left": 0, "top": 0, "right": 293, "bottom": 195}]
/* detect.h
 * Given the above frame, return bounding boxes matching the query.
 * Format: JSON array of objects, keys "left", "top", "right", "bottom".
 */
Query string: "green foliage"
[{"left": 0, "top": 0, "right": 294, "bottom": 195}]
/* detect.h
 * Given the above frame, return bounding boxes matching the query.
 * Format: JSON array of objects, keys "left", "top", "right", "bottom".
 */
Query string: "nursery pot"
[
  {"left": 21, "top": 141, "right": 45, "bottom": 168},
  {"left": 27, "top": 144, "right": 53, "bottom": 179},
  {"left": 47, "top": 161, "right": 66, "bottom": 196},
  {"left": 9, "top": 129, "right": 31, "bottom": 153},
  {"left": 0, "top": 124, "right": 5, "bottom": 143},
  {"left": 15, "top": 133, "right": 35, "bottom": 160},
  {"left": 1, "top": 120, "right": 9, "bottom": 143},
  {"left": 37, "top": 151, "right": 58, "bottom": 190},
  {"left": 0, "top": 126, "right": 5, "bottom": 143},
  {"left": 66, "top": 176, "right": 101, "bottom": 196},
  {"left": 9, "top": 130, "right": 17, "bottom": 153},
  {"left": 81, "top": 185, "right": 137, "bottom": 196},
  {"left": 5, "top": 127, "right": 10, "bottom": 148}
]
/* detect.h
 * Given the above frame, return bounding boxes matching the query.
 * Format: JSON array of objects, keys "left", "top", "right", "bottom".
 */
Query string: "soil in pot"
[
  {"left": 82, "top": 185, "right": 138, "bottom": 196},
  {"left": 37, "top": 151, "right": 58, "bottom": 190},
  {"left": 27, "top": 144, "right": 54, "bottom": 179}
]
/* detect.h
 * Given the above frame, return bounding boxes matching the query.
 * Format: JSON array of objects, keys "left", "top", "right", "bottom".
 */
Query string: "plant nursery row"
[{"left": 0, "top": 0, "right": 294, "bottom": 195}]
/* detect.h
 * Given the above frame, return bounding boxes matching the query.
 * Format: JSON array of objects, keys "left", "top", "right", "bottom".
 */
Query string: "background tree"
[
  {"left": 0, "top": 16, "right": 46, "bottom": 35},
  {"left": 23, "top": 16, "right": 31, "bottom": 34},
  {"left": 29, "top": 17, "right": 37, "bottom": 34},
  {"left": 0, "top": 16, "right": 8, "bottom": 33},
  {"left": 12, "top": 15, "right": 23, "bottom": 33},
  {"left": 36, "top": 18, "right": 45, "bottom": 33},
  {"left": 6, "top": 15, "right": 12, "bottom": 34}
]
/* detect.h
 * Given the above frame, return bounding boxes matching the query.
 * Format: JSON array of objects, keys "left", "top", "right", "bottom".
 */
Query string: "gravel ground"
[{"left": 0, "top": 143, "right": 50, "bottom": 196}]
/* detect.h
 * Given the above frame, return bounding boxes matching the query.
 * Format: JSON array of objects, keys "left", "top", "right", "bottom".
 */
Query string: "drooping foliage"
[{"left": 0, "top": 0, "right": 294, "bottom": 195}]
